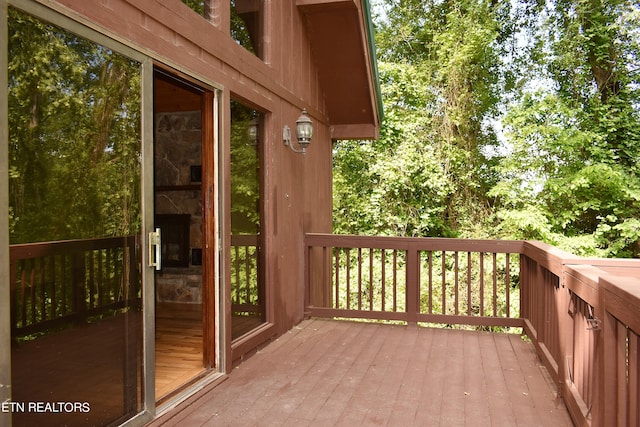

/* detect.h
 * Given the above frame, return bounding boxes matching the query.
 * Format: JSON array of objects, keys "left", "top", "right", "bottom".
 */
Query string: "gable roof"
[{"left": 298, "top": 0, "right": 383, "bottom": 140}]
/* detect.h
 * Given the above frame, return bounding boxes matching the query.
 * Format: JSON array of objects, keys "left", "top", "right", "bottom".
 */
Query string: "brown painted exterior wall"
[{"left": 38, "top": 0, "right": 370, "bottom": 361}]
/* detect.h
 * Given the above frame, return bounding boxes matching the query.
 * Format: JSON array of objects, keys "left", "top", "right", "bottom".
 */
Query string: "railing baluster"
[
  {"left": 334, "top": 247, "right": 340, "bottom": 309},
  {"left": 106, "top": 248, "right": 112, "bottom": 303},
  {"left": 452, "top": 251, "right": 458, "bottom": 315},
  {"left": 357, "top": 248, "right": 362, "bottom": 310},
  {"left": 244, "top": 245, "right": 251, "bottom": 304},
  {"left": 97, "top": 249, "right": 104, "bottom": 306},
  {"left": 21, "top": 261, "right": 27, "bottom": 328},
  {"left": 30, "top": 264, "right": 36, "bottom": 325},
  {"left": 368, "top": 248, "right": 373, "bottom": 311},
  {"left": 322, "top": 246, "right": 328, "bottom": 308},
  {"left": 89, "top": 251, "right": 95, "bottom": 309},
  {"left": 393, "top": 250, "right": 398, "bottom": 312},
  {"left": 439, "top": 251, "right": 444, "bottom": 315},
  {"left": 479, "top": 252, "right": 485, "bottom": 317},
  {"left": 428, "top": 251, "right": 433, "bottom": 314},
  {"left": 493, "top": 253, "right": 497, "bottom": 317},
  {"left": 346, "top": 248, "right": 351, "bottom": 310},
  {"left": 381, "top": 250, "right": 386, "bottom": 312},
  {"left": 233, "top": 245, "right": 240, "bottom": 305},
  {"left": 39, "top": 257, "right": 46, "bottom": 321},
  {"left": 49, "top": 256, "right": 56, "bottom": 320},
  {"left": 505, "top": 253, "right": 510, "bottom": 318},
  {"left": 467, "top": 252, "right": 472, "bottom": 316},
  {"left": 61, "top": 254, "right": 67, "bottom": 315}
]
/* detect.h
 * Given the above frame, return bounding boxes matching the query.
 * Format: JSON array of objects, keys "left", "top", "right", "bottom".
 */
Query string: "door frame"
[{"left": 151, "top": 66, "right": 226, "bottom": 414}]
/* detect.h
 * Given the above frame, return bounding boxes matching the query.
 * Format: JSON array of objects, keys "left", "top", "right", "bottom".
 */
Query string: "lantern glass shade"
[{"left": 296, "top": 109, "right": 313, "bottom": 147}]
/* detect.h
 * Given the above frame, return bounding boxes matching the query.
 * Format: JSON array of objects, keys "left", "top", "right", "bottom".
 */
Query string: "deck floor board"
[{"left": 150, "top": 319, "right": 574, "bottom": 427}]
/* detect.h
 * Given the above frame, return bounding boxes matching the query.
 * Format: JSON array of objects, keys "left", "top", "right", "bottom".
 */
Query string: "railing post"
[
  {"left": 406, "top": 245, "right": 419, "bottom": 325},
  {"left": 556, "top": 267, "right": 571, "bottom": 401},
  {"left": 72, "top": 252, "right": 87, "bottom": 318},
  {"left": 600, "top": 280, "right": 617, "bottom": 427},
  {"left": 520, "top": 255, "right": 528, "bottom": 324},
  {"left": 303, "top": 242, "right": 310, "bottom": 317},
  {"left": 591, "top": 281, "right": 617, "bottom": 426}
]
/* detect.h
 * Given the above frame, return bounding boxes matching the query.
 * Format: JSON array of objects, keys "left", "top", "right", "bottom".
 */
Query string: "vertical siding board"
[
  {"left": 629, "top": 332, "right": 639, "bottom": 427},
  {"left": 617, "top": 322, "right": 628, "bottom": 427}
]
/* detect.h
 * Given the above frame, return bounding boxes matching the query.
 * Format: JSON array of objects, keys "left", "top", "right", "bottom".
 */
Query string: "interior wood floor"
[
  {"left": 155, "top": 303, "right": 205, "bottom": 401},
  {"left": 148, "top": 318, "right": 574, "bottom": 427}
]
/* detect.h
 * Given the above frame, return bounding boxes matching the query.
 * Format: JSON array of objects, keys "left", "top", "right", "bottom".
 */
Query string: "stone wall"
[{"left": 154, "top": 111, "right": 203, "bottom": 304}]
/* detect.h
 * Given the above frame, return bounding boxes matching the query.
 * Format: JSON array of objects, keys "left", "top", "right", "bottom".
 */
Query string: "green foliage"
[
  {"left": 335, "top": 0, "right": 516, "bottom": 237},
  {"left": 490, "top": 0, "right": 640, "bottom": 257},
  {"left": 336, "top": 0, "right": 640, "bottom": 258}
]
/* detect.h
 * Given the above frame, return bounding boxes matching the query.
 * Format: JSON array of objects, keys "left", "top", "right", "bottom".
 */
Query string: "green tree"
[
  {"left": 491, "top": 0, "right": 640, "bottom": 257},
  {"left": 335, "top": 0, "right": 518, "bottom": 237}
]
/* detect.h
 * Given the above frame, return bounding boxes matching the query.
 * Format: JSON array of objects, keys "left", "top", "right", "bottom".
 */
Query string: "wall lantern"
[
  {"left": 248, "top": 117, "right": 259, "bottom": 145},
  {"left": 283, "top": 109, "right": 313, "bottom": 154}
]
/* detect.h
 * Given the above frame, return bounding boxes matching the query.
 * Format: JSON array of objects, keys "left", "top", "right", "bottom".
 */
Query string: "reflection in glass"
[
  {"left": 8, "top": 8, "right": 143, "bottom": 426},
  {"left": 230, "top": 100, "right": 265, "bottom": 339},
  {"left": 231, "top": 0, "right": 263, "bottom": 58}
]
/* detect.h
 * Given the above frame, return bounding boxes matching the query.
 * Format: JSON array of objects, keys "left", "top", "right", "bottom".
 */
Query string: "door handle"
[{"left": 149, "top": 228, "right": 161, "bottom": 271}]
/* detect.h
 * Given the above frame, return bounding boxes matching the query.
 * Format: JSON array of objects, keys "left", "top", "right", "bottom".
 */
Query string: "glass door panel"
[
  {"left": 230, "top": 100, "right": 265, "bottom": 340},
  {"left": 153, "top": 71, "right": 207, "bottom": 401},
  {"left": 8, "top": 7, "right": 143, "bottom": 426}
]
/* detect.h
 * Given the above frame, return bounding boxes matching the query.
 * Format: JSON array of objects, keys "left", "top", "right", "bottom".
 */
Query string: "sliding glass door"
[{"left": 5, "top": 4, "right": 153, "bottom": 425}]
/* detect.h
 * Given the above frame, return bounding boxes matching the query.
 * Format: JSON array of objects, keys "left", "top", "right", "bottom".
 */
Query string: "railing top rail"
[
  {"left": 521, "top": 240, "right": 582, "bottom": 277},
  {"left": 10, "top": 236, "right": 136, "bottom": 260},
  {"left": 231, "top": 234, "right": 259, "bottom": 246},
  {"left": 305, "top": 233, "right": 525, "bottom": 253},
  {"left": 601, "top": 274, "right": 640, "bottom": 334}
]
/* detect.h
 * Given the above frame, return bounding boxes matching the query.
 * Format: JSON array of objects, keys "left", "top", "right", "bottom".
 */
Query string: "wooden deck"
[{"left": 149, "top": 318, "right": 573, "bottom": 426}]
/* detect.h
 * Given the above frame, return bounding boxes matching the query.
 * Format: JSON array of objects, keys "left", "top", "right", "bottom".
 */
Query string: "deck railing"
[
  {"left": 230, "top": 234, "right": 261, "bottom": 316},
  {"left": 304, "top": 233, "right": 640, "bottom": 427},
  {"left": 305, "top": 233, "right": 525, "bottom": 327},
  {"left": 9, "top": 236, "right": 139, "bottom": 337}
]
